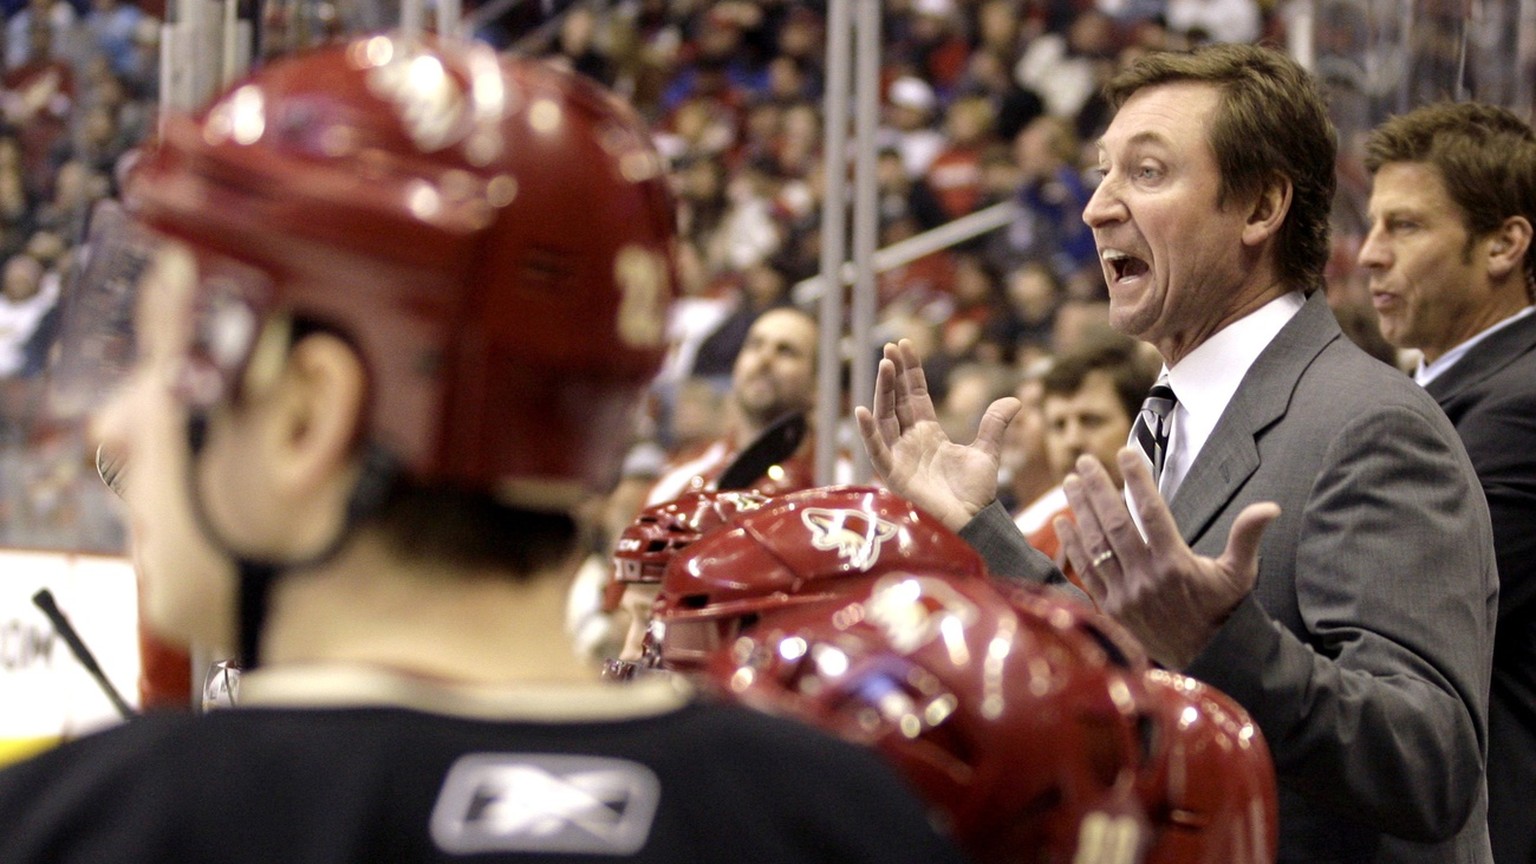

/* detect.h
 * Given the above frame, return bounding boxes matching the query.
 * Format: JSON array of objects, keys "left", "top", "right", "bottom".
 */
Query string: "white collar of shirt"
[
  {"left": 239, "top": 663, "right": 694, "bottom": 720},
  {"left": 1415, "top": 305, "right": 1536, "bottom": 386},
  {"left": 1159, "top": 291, "right": 1306, "bottom": 497}
]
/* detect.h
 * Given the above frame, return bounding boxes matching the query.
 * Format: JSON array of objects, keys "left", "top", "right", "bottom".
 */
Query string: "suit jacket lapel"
[
  {"left": 1168, "top": 291, "right": 1338, "bottom": 545},
  {"left": 1423, "top": 310, "right": 1536, "bottom": 404}
]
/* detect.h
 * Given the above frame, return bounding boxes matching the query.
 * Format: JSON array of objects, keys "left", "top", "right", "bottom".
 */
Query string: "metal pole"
[
  {"left": 791, "top": 201, "right": 1018, "bottom": 305},
  {"left": 1288, "top": 0, "right": 1315, "bottom": 72},
  {"left": 438, "top": 0, "right": 463, "bottom": 40},
  {"left": 1454, "top": 0, "right": 1470, "bottom": 102},
  {"left": 815, "top": 0, "right": 852, "bottom": 486},
  {"left": 1518, "top": 0, "right": 1536, "bottom": 120},
  {"left": 1398, "top": 0, "right": 1413, "bottom": 115},
  {"left": 401, "top": 0, "right": 425, "bottom": 44},
  {"left": 849, "top": 0, "right": 880, "bottom": 484},
  {"left": 221, "top": 0, "right": 243, "bottom": 86}
]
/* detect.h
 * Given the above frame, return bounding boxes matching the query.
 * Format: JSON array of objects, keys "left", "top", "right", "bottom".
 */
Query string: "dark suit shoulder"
[
  {"left": 1436, "top": 337, "right": 1536, "bottom": 421},
  {"left": 1239, "top": 292, "right": 1445, "bottom": 434},
  {"left": 1427, "top": 310, "right": 1536, "bottom": 407}
]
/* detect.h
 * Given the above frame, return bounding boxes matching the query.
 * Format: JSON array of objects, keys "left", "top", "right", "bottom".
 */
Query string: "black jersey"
[{"left": 0, "top": 672, "right": 970, "bottom": 863}]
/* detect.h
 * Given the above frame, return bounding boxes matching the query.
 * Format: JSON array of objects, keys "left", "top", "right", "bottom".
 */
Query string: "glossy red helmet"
[
  {"left": 601, "top": 489, "right": 773, "bottom": 680},
  {"left": 605, "top": 490, "right": 774, "bottom": 610},
  {"left": 125, "top": 35, "right": 677, "bottom": 505},
  {"left": 651, "top": 486, "right": 987, "bottom": 671},
  {"left": 1138, "top": 670, "right": 1278, "bottom": 864},
  {"left": 706, "top": 576, "right": 1154, "bottom": 864}
]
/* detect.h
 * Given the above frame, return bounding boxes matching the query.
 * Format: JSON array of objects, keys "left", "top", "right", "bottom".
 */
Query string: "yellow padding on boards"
[{"left": 0, "top": 736, "right": 60, "bottom": 768}]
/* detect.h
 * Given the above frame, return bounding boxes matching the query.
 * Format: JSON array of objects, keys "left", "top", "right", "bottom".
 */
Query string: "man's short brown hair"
[
  {"left": 1103, "top": 43, "right": 1337, "bottom": 294},
  {"left": 1365, "top": 101, "right": 1536, "bottom": 296}
]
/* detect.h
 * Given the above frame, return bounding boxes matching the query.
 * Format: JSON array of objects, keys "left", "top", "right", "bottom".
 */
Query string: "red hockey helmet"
[
  {"left": 602, "top": 489, "right": 771, "bottom": 681},
  {"left": 706, "top": 575, "right": 1154, "bottom": 864},
  {"left": 1139, "top": 670, "right": 1278, "bottom": 864},
  {"left": 125, "top": 35, "right": 677, "bottom": 505},
  {"left": 651, "top": 486, "right": 988, "bottom": 671},
  {"left": 605, "top": 490, "right": 774, "bottom": 611}
]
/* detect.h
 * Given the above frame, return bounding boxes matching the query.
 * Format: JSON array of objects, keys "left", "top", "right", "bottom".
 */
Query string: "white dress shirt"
[{"left": 1127, "top": 291, "right": 1305, "bottom": 533}]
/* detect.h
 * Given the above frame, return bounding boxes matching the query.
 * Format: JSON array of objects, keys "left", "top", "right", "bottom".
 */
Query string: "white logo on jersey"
[
  {"left": 865, "top": 575, "right": 979, "bottom": 654},
  {"left": 801, "top": 508, "right": 899, "bottom": 571},
  {"left": 430, "top": 754, "right": 660, "bottom": 855}
]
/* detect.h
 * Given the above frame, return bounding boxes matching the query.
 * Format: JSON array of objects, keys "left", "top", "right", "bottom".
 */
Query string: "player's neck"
[{"left": 258, "top": 541, "right": 597, "bottom": 686}]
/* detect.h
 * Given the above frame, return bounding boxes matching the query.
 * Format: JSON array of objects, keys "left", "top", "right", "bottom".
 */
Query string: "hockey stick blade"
[{"left": 716, "top": 411, "right": 809, "bottom": 491}]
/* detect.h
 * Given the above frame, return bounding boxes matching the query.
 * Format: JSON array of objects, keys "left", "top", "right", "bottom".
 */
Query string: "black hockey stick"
[
  {"left": 32, "top": 589, "right": 137, "bottom": 720},
  {"left": 715, "top": 411, "right": 810, "bottom": 492}
]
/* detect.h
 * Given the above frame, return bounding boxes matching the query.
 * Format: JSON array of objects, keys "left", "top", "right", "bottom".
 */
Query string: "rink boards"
[{"left": 0, "top": 550, "right": 139, "bottom": 768}]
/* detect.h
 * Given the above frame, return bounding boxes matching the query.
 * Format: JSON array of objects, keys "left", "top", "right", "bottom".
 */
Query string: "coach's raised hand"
[{"left": 854, "top": 339, "right": 1020, "bottom": 532}]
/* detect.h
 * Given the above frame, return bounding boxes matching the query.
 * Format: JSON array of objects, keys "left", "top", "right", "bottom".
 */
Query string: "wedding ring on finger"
[{"left": 1090, "top": 548, "right": 1116, "bottom": 569}]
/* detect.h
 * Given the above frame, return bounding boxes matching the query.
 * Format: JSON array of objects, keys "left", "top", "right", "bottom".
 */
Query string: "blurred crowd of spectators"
[
  {"left": 527, "top": 0, "right": 1315, "bottom": 478},
  {"left": 0, "top": 0, "right": 1375, "bottom": 553},
  {"left": 0, "top": 0, "right": 154, "bottom": 550}
]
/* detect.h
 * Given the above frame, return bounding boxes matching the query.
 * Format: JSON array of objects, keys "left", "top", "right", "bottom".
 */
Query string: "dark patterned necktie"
[{"left": 1132, "top": 376, "right": 1177, "bottom": 483}]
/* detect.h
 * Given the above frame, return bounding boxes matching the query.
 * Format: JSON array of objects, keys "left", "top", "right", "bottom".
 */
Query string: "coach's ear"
[
  {"left": 1486, "top": 215, "right": 1533, "bottom": 281},
  {"left": 1242, "top": 173, "right": 1291, "bottom": 249}
]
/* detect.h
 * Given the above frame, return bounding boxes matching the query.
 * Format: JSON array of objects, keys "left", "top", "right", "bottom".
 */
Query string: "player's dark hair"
[
  {"left": 368, "top": 483, "right": 582, "bottom": 577},
  {"left": 1041, "top": 332, "right": 1155, "bottom": 422}
]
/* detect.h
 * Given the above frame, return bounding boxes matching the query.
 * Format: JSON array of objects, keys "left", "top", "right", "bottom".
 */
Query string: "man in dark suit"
[
  {"left": 1358, "top": 101, "right": 1536, "bottom": 864},
  {"left": 857, "top": 44, "right": 1498, "bottom": 862}
]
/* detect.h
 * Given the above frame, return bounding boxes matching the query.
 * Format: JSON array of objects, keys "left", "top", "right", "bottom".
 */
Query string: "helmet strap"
[{"left": 235, "top": 559, "right": 279, "bottom": 669}]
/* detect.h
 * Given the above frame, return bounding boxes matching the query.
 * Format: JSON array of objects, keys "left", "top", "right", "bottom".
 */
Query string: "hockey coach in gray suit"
[{"left": 857, "top": 43, "right": 1498, "bottom": 864}]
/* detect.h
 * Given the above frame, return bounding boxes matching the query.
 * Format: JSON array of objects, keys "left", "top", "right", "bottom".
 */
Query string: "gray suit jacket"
[{"left": 968, "top": 291, "right": 1498, "bottom": 863}]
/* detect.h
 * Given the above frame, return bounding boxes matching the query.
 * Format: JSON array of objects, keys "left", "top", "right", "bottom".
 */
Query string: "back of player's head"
[{"left": 127, "top": 36, "right": 678, "bottom": 515}]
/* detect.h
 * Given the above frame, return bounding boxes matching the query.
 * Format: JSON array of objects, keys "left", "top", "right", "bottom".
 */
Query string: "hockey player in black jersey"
[{"left": 0, "top": 35, "right": 973, "bottom": 864}]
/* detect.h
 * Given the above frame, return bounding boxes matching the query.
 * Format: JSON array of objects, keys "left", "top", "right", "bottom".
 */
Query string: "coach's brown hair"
[{"left": 1103, "top": 43, "right": 1337, "bottom": 294}]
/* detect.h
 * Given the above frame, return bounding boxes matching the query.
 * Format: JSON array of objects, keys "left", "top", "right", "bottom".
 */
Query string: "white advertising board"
[{"left": 0, "top": 550, "right": 139, "bottom": 767}]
